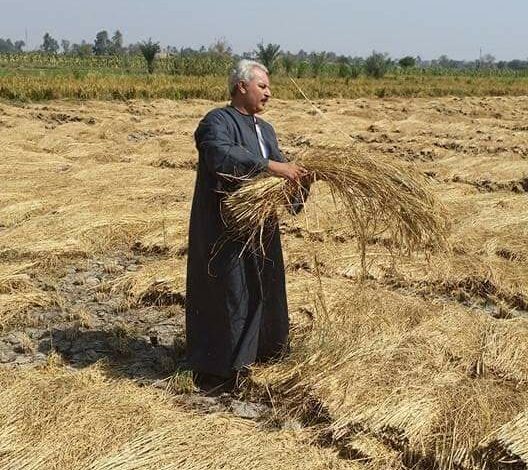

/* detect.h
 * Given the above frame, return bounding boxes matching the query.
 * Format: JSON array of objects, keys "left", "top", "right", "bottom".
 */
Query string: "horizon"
[{"left": 1, "top": 0, "right": 527, "bottom": 61}]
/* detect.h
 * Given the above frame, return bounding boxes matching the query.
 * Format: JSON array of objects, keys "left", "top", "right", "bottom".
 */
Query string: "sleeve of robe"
[{"left": 195, "top": 110, "right": 269, "bottom": 178}]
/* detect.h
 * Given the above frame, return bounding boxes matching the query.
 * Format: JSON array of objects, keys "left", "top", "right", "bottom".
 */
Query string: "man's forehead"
[{"left": 251, "top": 68, "right": 269, "bottom": 84}]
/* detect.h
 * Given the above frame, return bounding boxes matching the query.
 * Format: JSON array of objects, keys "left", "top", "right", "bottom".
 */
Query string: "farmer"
[{"left": 185, "top": 59, "right": 307, "bottom": 389}]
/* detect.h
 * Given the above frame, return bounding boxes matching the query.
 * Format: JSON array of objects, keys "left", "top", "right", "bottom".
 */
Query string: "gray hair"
[{"left": 228, "top": 59, "right": 269, "bottom": 96}]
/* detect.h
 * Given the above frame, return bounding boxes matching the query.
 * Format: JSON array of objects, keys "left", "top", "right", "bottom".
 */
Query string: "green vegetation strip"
[{"left": 2, "top": 73, "right": 528, "bottom": 101}]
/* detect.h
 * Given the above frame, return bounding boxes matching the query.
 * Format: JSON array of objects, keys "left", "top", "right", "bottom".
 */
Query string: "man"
[{"left": 186, "top": 59, "right": 306, "bottom": 388}]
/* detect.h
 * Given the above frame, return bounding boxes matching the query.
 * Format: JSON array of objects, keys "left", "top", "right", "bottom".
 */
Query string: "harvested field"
[
  {"left": 1, "top": 96, "right": 528, "bottom": 468},
  {"left": 0, "top": 362, "right": 362, "bottom": 469}
]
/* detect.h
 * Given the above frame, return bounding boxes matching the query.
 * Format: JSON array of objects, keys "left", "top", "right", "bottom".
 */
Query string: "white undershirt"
[{"left": 254, "top": 117, "right": 269, "bottom": 159}]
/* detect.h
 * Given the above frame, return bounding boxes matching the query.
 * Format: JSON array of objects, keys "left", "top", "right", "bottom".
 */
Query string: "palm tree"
[
  {"left": 255, "top": 42, "right": 281, "bottom": 74},
  {"left": 139, "top": 38, "right": 161, "bottom": 74}
]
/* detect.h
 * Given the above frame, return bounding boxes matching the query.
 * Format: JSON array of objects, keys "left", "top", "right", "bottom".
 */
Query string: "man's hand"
[{"left": 267, "top": 160, "right": 307, "bottom": 181}]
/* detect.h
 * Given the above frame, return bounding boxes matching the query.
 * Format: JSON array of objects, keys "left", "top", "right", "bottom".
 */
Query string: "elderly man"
[{"left": 185, "top": 59, "right": 306, "bottom": 388}]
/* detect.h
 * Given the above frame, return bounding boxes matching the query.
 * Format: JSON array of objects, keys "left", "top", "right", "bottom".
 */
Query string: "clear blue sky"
[{"left": 2, "top": 0, "right": 527, "bottom": 60}]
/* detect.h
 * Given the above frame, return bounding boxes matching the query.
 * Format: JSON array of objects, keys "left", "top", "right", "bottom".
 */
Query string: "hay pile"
[
  {"left": 0, "top": 100, "right": 194, "bottom": 267},
  {"left": 0, "top": 361, "right": 365, "bottom": 470},
  {"left": 249, "top": 281, "right": 528, "bottom": 469},
  {"left": 364, "top": 188, "right": 528, "bottom": 315},
  {"left": 223, "top": 149, "right": 449, "bottom": 270}
]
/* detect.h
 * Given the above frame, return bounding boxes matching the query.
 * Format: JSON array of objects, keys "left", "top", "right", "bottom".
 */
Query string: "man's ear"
[{"left": 238, "top": 81, "right": 247, "bottom": 94}]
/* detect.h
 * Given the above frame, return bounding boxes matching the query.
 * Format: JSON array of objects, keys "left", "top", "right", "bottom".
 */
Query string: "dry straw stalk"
[{"left": 223, "top": 148, "right": 449, "bottom": 272}]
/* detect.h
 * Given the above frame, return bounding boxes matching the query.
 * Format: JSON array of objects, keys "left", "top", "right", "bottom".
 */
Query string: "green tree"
[
  {"left": 110, "top": 30, "right": 124, "bottom": 55},
  {"left": 480, "top": 53, "right": 496, "bottom": 69},
  {"left": 296, "top": 60, "right": 309, "bottom": 78},
  {"left": 0, "top": 38, "right": 15, "bottom": 53},
  {"left": 93, "top": 30, "right": 110, "bottom": 55},
  {"left": 337, "top": 55, "right": 350, "bottom": 78},
  {"left": 364, "top": 51, "right": 391, "bottom": 78},
  {"left": 208, "top": 37, "right": 232, "bottom": 57},
  {"left": 40, "top": 32, "right": 59, "bottom": 54},
  {"left": 61, "top": 39, "right": 70, "bottom": 54},
  {"left": 281, "top": 52, "right": 296, "bottom": 76},
  {"left": 126, "top": 42, "right": 142, "bottom": 55},
  {"left": 310, "top": 51, "right": 327, "bottom": 77},
  {"left": 255, "top": 42, "right": 281, "bottom": 74},
  {"left": 0, "top": 38, "right": 24, "bottom": 53},
  {"left": 139, "top": 38, "right": 161, "bottom": 74},
  {"left": 398, "top": 56, "right": 416, "bottom": 68},
  {"left": 506, "top": 59, "right": 527, "bottom": 70},
  {"left": 437, "top": 55, "right": 453, "bottom": 68},
  {"left": 349, "top": 57, "right": 364, "bottom": 78},
  {"left": 71, "top": 40, "right": 93, "bottom": 57}
]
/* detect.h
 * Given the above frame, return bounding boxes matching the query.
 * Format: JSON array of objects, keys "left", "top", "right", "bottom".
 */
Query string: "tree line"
[{"left": 1, "top": 31, "right": 528, "bottom": 77}]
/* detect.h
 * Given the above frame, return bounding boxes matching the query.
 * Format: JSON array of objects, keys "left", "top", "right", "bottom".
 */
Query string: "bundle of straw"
[{"left": 223, "top": 149, "right": 449, "bottom": 263}]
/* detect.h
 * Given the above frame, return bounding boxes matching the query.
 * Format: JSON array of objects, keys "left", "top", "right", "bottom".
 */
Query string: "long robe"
[{"left": 186, "top": 105, "right": 289, "bottom": 378}]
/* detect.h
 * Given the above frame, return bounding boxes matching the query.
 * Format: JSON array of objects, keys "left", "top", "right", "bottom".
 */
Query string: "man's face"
[{"left": 238, "top": 67, "right": 271, "bottom": 114}]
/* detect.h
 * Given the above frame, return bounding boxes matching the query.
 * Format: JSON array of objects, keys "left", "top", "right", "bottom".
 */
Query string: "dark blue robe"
[{"left": 186, "top": 106, "right": 289, "bottom": 378}]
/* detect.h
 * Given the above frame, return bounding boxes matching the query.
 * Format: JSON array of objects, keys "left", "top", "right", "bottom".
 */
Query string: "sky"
[{"left": 1, "top": 0, "right": 527, "bottom": 61}]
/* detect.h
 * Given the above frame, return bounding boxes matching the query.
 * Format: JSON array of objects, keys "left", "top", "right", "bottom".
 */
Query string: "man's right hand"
[{"left": 267, "top": 160, "right": 307, "bottom": 181}]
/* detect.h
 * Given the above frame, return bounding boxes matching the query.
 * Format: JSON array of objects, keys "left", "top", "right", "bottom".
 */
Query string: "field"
[
  {"left": 3, "top": 73, "right": 528, "bottom": 101},
  {"left": 2, "top": 93, "right": 528, "bottom": 468}
]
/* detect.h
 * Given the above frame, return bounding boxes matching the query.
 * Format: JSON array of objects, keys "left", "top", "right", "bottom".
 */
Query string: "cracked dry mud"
[{"left": 0, "top": 255, "right": 184, "bottom": 381}]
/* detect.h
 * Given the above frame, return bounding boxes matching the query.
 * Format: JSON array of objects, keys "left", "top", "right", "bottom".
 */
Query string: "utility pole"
[{"left": 25, "top": 28, "right": 28, "bottom": 50}]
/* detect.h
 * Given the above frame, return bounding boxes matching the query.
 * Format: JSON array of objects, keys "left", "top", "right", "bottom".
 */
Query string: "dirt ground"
[{"left": 1, "top": 96, "right": 528, "bottom": 467}]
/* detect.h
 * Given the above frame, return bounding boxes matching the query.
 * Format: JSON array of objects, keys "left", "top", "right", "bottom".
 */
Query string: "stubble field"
[{"left": 1, "top": 95, "right": 528, "bottom": 469}]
